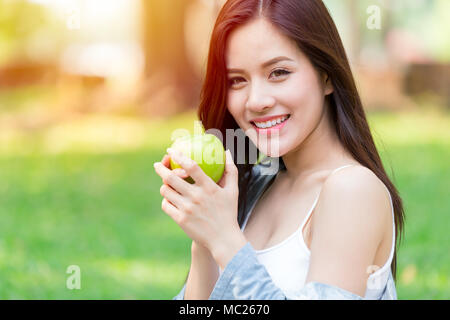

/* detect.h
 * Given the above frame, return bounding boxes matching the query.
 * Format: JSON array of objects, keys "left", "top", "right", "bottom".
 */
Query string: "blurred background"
[{"left": 0, "top": 0, "right": 448, "bottom": 299}]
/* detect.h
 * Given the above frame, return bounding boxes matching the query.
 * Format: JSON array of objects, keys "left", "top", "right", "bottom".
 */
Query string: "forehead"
[{"left": 225, "top": 18, "right": 300, "bottom": 67}]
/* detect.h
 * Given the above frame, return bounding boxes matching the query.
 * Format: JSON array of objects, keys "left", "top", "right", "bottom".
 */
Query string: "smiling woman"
[{"left": 160, "top": 0, "right": 406, "bottom": 300}]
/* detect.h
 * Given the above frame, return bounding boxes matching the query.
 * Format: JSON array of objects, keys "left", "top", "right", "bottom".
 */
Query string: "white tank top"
[{"left": 227, "top": 164, "right": 396, "bottom": 300}]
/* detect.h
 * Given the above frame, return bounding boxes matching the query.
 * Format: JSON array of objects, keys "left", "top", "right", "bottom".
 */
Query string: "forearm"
[{"left": 183, "top": 242, "right": 220, "bottom": 300}]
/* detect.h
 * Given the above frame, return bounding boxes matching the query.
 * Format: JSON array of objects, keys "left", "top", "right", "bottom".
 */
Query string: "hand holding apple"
[
  {"left": 161, "top": 154, "right": 189, "bottom": 179},
  {"left": 168, "top": 134, "right": 225, "bottom": 184},
  {"left": 153, "top": 145, "right": 247, "bottom": 268}
]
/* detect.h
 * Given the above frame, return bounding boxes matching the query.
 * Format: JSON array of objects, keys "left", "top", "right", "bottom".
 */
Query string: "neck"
[{"left": 281, "top": 104, "right": 352, "bottom": 181}]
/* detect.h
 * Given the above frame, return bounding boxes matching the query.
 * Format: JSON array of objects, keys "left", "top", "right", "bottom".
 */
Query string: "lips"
[
  {"left": 251, "top": 114, "right": 291, "bottom": 123},
  {"left": 251, "top": 114, "right": 291, "bottom": 133}
]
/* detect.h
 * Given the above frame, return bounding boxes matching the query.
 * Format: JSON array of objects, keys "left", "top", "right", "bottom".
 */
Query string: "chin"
[
  {"left": 257, "top": 142, "right": 285, "bottom": 158},
  {"left": 244, "top": 127, "right": 289, "bottom": 159}
]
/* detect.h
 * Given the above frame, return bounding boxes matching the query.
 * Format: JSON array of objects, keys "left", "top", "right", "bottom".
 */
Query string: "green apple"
[{"left": 169, "top": 133, "right": 226, "bottom": 184}]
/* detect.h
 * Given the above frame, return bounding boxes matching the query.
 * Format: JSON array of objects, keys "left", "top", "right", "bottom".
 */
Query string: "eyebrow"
[{"left": 227, "top": 56, "right": 294, "bottom": 73}]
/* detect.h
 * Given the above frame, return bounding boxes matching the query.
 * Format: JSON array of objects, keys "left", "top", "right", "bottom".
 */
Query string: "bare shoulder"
[
  {"left": 311, "top": 165, "right": 392, "bottom": 240},
  {"left": 322, "top": 165, "right": 391, "bottom": 209},
  {"left": 306, "top": 165, "right": 393, "bottom": 296}
]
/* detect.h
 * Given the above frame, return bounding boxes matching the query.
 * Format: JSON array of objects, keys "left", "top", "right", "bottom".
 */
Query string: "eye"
[
  {"left": 270, "top": 69, "right": 291, "bottom": 78},
  {"left": 228, "top": 77, "right": 245, "bottom": 88}
]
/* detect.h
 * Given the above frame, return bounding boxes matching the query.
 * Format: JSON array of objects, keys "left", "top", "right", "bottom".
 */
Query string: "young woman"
[{"left": 153, "top": 0, "right": 405, "bottom": 300}]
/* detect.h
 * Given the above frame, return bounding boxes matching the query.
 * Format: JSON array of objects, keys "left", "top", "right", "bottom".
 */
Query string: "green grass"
[
  {"left": 368, "top": 109, "right": 450, "bottom": 299},
  {"left": 0, "top": 151, "right": 192, "bottom": 299},
  {"left": 0, "top": 108, "right": 448, "bottom": 299}
]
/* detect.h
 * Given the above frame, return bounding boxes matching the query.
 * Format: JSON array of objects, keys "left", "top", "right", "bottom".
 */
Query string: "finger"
[
  {"left": 225, "top": 149, "right": 238, "bottom": 177},
  {"left": 161, "top": 154, "right": 171, "bottom": 168},
  {"left": 161, "top": 198, "right": 183, "bottom": 225},
  {"left": 159, "top": 184, "right": 185, "bottom": 211},
  {"left": 218, "top": 149, "right": 238, "bottom": 189},
  {"left": 172, "top": 168, "right": 189, "bottom": 179},
  {"left": 161, "top": 154, "right": 189, "bottom": 178},
  {"left": 167, "top": 147, "right": 212, "bottom": 187},
  {"left": 154, "top": 161, "right": 192, "bottom": 196}
]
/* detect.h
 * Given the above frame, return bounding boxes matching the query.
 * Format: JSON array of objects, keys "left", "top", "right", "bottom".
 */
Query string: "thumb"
[{"left": 218, "top": 149, "right": 238, "bottom": 188}]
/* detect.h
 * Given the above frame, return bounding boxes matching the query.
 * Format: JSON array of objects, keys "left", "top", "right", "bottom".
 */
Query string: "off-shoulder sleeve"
[{"left": 208, "top": 242, "right": 364, "bottom": 300}]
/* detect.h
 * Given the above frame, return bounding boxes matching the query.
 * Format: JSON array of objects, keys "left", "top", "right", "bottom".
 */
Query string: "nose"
[{"left": 245, "top": 81, "right": 276, "bottom": 113}]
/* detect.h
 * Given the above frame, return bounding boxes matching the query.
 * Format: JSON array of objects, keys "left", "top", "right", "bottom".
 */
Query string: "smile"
[{"left": 251, "top": 115, "right": 291, "bottom": 132}]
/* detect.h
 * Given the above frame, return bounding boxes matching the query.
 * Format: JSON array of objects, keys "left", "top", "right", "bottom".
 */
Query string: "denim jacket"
[{"left": 172, "top": 157, "right": 397, "bottom": 300}]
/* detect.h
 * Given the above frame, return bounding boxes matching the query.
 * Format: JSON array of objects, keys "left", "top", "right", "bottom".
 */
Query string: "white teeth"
[{"left": 254, "top": 115, "right": 289, "bottom": 129}]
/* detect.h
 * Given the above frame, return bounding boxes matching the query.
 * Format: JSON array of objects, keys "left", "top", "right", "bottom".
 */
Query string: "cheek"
[
  {"left": 281, "top": 72, "right": 325, "bottom": 121},
  {"left": 277, "top": 73, "right": 326, "bottom": 148},
  {"left": 286, "top": 71, "right": 322, "bottom": 104}
]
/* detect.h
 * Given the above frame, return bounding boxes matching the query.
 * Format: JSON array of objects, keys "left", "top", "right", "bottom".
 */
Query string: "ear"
[{"left": 322, "top": 72, "right": 334, "bottom": 96}]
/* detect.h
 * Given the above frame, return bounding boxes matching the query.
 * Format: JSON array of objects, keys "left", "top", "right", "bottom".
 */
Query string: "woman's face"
[{"left": 225, "top": 18, "right": 333, "bottom": 158}]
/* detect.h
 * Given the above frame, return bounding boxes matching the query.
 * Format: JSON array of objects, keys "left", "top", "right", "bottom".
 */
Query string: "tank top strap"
[
  {"left": 300, "top": 164, "right": 357, "bottom": 231},
  {"left": 330, "top": 164, "right": 356, "bottom": 175}
]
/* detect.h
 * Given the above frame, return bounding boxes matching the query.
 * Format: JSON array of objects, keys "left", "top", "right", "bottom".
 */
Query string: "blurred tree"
[
  {"left": 345, "top": 0, "right": 394, "bottom": 64},
  {"left": 0, "top": 0, "right": 49, "bottom": 65},
  {"left": 141, "top": 0, "right": 201, "bottom": 112},
  {"left": 348, "top": 0, "right": 360, "bottom": 63}
]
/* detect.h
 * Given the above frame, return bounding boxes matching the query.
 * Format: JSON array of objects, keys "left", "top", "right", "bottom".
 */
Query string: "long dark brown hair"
[{"left": 196, "top": 0, "right": 405, "bottom": 280}]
